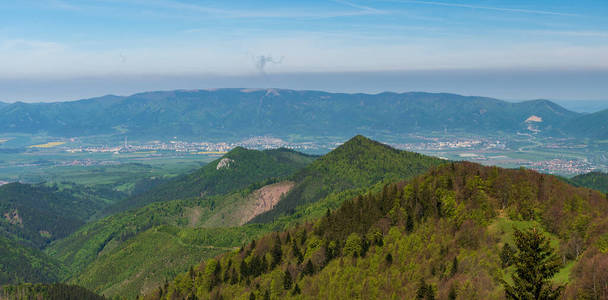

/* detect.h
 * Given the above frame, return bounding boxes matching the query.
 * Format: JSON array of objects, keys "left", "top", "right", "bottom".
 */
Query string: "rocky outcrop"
[{"left": 216, "top": 158, "right": 234, "bottom": 170}]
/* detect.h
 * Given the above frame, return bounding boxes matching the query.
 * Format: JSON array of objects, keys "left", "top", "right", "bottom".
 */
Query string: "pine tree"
[
  {"left": 416, "top": 279, "right": 435, "bottom": 299},
  {"left": 503, "top": 228, "right": 564, "bottom": 300},
  {"left": 283, "top": 270, "right": 293, "bottom": 290},
  {"left": 292, "top": 283, "right": 301, "bottom": 295},
  {"left": 500, "top": 243, "right": 516, "bottom": 268},
  {"left": 450, "top": 256, "right": 458, "bottom": 277},
  {"left": 448, "top": 284, "right": 457, "bottom": 300},
  {"left": 385, "top": 253, "right": 393, "bottom": 265},
  {"left": 271, "top": 240, "right": 282, "bottom": 269},
  {"left": 406, "top": 213, "right": 414, "bottom": 232},
  {"left": 303, "top": 260, "right": 314, "bottom": 276}
]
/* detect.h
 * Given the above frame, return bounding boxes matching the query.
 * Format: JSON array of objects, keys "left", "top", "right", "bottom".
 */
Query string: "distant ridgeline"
[{"left": 1, "top": 88, "right": 604, "bottom": 139}]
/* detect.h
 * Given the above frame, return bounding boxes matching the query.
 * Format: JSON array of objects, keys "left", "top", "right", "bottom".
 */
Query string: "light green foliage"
[
  {"left": 597, "top": 233, "right": 608, "bottom": 253},
  {"left": 148, "top": 160, "right": 608, "bottom": 300},
  {"left": 343, "top": 233, "right": 363, "bottom": 257}
]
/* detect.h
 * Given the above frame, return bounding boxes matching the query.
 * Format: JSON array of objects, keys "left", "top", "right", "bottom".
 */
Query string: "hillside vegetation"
[
  {"left": 47, "top": 136, "right": 443, "bottom": 297},
  {"left": 1, "top": 283, "right": 105, "bottom": 300},
  {"left": 107, "top": 147, "right": 316, "bottom": 214},
  {"left": 567, "top": 109, "right": 608, "bottom": 139},
  {"left": 0, "top": 182, "right": 123, "bottom": 249},
  {"left": 0, "top": 235, "right": 67, "bottom": 285},
  {"left": 149, "top": 162, "right": 608, "bottom": 299},
  {"left": 570, "top": 171, "right": 608, "bottom": 194},
  {"left": 252, "top": 135, "right": 444, "bottom": 223}
]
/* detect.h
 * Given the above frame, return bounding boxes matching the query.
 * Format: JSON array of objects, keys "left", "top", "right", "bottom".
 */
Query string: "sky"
[{"left": 1, "top": 0, "right": 607, "bottom": 102}]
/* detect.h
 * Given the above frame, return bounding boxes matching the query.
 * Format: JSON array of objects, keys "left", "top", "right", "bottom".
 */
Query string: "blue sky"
[{"left": 1, "top": 0, "right": 607, "bottom": 101}]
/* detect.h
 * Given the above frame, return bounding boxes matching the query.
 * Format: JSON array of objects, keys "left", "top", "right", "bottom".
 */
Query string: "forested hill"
[
  {"left": 570, "top": 171, "right": 608, "bottom": 193},
  {"left": 0, "top": 89, "right": 582, "bottom": 139},
  {"left": 45, "top": 136, "right": 443, "bottom": 297},
  {"left": 0, "top": 235, "right": 67, "bottom": 285},
  {"left": 566, "top": 108, "right": 608, "bottom": 139},
  {"left": 251, "top": 135, "right": 445, "bottom": 223},
  {"left": 0, "top": 182, "right": 124, "bottom": 287},
  {"left": 149, "top": 161, "right": 608, "bottom": 300},
  {"left": 107, "top": 147, "right": 316, "bottom": 214},
  {"left": 0, "top": 182, "right": 120, "bottom": 249}
]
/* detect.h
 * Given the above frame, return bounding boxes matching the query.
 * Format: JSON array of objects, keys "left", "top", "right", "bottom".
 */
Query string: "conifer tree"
[
  {"left": 450, "top": 256, "right": 458, "bottom": 277},
  {"left": 501, "top": 243, "right": 516, "bottom": 268},
  {"left": 283, "top": 270, "right": 293, "bottom": 290},
  {"left": 303, "top": 259, "right": 314, "bottom": 276},
  {"left": 292, "top": 283, "right": 301, "bottom": 295},
  {"left": 448, "top": 284, "right": 457, "bottom": 300},
  {"left": 416, "top": 279, "right": 435, "bottom": 300},
  {"left": 503, "top": 228, "right": 563, "bottom": 300}
]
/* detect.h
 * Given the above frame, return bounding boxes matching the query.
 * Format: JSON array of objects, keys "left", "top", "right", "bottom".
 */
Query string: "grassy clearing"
[{"left": 489, "top": 216, "right": 572, "bottom": 285}]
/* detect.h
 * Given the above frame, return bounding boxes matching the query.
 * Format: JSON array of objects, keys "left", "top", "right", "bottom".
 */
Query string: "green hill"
[
  {"left": 150, "top": 162, "right": 608, "bottom": 299},
  {"left": 251, "top": 135, "right": 445, "bottom": 223},
  {"left": 567, "top": 109, "right": 608, "bottom": 139},
  {"left": 570, "top": 171, "right": 608, "bottom": 193},
  {"left": 105, "top": 147, "right": 316, "bottom": 214},
  {"left": 47, "top": 136, "right": 442, "bottom": 297}
]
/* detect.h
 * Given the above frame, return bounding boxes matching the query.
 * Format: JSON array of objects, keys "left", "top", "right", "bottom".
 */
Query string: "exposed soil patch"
[
  {"left": 239, "top": 181, "right": 294, "bottom": 225},
  {"left": 186, "top": 206, "right": 203, "bottom": 227}
]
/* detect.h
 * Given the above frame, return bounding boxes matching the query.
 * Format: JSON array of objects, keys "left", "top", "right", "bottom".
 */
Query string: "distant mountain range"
[{"left": 0, "top": 88, "right": 604, "bottom": 139}]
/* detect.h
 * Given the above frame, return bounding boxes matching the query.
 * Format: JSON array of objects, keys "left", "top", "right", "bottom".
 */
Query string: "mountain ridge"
[
  {"left": 0, "top": 89, "right": 584, "bottom": 139},
  {"left": 251, "top": 135, "right": 445, "bottom": 223}
]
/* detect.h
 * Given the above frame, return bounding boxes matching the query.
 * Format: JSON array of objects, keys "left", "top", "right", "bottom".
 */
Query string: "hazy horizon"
[
  {"left": 1, "top": 0, "right": 607, "bottom": 102},
  {"left": 2, "top": 69, "right": 608, "bottom": 105}
]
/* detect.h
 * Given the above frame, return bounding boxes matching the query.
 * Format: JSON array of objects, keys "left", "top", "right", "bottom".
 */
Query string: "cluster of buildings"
[
  {"left": 524, "top": 159, "right": 597, "bottom": 175},
  {"left": 66, "top": 136, "right": 326, "bottom": 154},
  {"left": 392, "top": 138, "right": 504, "bottom": 152}
]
